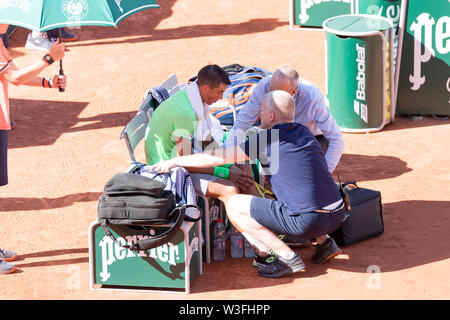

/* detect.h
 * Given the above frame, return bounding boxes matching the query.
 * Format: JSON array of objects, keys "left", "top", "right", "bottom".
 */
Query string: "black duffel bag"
[
  {"left": 97, "top": 172, "right": 199, "bottom": 251},
  {"left": 330, "top": 181, "right": 384, "bottom": 247}
]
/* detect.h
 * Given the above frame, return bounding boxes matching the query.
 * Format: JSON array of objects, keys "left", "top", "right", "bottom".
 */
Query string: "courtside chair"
[
  {"left": 119, "top": 110, "right": 151, "bottom": 163},
  {"left": 119, "top": 74, "right": 180, "bottom": 162},
  {"left": 160, "top": 74, "right": 180, "bottom": 96},
  {"left": 119, "top": 74, "right": 214, "bottom": 264}
]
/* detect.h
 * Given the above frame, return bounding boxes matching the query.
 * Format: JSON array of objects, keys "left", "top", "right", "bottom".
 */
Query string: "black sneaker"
[
  {"left": 278, "top": 234, "right": 311, "bottom": 248},
  {"left": 311, "top": 237, "right": 342, "bottom": 264},
  {"left": 257, "top": 253, "right": 305, "bottom": 278},
  {"left": 253, "top": 252, "right": 276, "bottom": 268}
]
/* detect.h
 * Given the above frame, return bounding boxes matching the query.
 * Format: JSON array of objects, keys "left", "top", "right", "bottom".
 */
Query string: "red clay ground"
[{"left": 1, "top": 0, "right": 449, "bottom": 300}]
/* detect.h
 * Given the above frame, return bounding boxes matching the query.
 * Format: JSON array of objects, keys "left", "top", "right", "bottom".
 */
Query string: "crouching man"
[{"left": 149, "top": 90, "right": 347, "bottom": 278}]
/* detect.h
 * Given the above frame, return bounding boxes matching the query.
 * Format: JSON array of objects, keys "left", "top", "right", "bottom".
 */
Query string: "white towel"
[
  {"left": 138, "top": 166, "right": 201, "bottom": 221},
  {"left": 185, "top": 81, "right": 225, "bottom": 148}
]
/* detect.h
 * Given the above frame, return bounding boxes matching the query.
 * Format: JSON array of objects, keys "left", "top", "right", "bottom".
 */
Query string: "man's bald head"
[
  {"left": 270, "top": 65, "right": 300, "bottom": 95},
  {"left": 261, "top": 90, "right": 295, "bottom": 128}
]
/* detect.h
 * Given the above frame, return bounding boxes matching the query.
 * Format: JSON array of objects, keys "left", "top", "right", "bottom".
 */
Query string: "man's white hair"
[
  {"left": 263, "top": 90, "right": 295, "bottom": 122},
  {"left": 271, "top": 65, "right": 300, "bottom": 92}
]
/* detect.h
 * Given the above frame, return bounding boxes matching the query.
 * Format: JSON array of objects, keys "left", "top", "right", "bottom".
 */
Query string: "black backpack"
[{"left": 97, "top": 172, "right": 199, "bottom": 251}]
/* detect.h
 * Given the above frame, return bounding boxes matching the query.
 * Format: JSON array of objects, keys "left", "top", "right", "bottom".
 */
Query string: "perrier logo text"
[
  {"left": 409, "top": 12, "right": 450, "bottom": 91},
  {"left": 98, "top": 234, "right": 182, "bottom": 282},
  {"left": 298, "top": 0, "right": 351, "bottom": 24}
]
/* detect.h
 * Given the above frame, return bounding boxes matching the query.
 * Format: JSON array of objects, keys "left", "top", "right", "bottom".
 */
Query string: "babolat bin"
[{"left": 323, "top": 14, "right": 394, "bottom": 133}]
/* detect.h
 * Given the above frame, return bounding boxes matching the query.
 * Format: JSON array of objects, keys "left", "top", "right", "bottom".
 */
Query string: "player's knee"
[{"left": 221, "top": 183, "right": 239, "bottom": 197}]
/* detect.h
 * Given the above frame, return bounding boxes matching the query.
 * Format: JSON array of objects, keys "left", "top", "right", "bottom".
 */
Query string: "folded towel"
[{"left": 185, "top": 81, "right": 225, "bottom": 149}]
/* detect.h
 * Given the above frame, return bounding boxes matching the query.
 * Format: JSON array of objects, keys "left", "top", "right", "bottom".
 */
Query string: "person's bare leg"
[
  {"left": 203, "top": 178, "right": 239, "bottom": 204},
  {"left": 202, "top": 179, "right": 299, "bottom": 257},
  {"left": 224, "top": 194, "right": 294, "bottom": 257}
]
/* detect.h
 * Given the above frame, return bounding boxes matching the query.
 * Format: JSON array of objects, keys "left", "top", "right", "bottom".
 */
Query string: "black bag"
[
  {"left": 97, "top": 173, "right": 199, "bottom": 251},
  {"left": 330, "top": 181, "right": 384, "bottom": 246}
]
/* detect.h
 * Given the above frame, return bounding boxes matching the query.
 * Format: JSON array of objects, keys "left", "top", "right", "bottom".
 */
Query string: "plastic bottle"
[
  {"left": 210, "top": 205, "right": 220, "bottom": 222},
  {"left": 244, "top": 237, "right": 254, "bottom": 258},
  {"left": 230, "top": 225, "right": 244, "bottom": 258},
  {"left": 212, "top": 218, "right": 226, "bottom": 261}
]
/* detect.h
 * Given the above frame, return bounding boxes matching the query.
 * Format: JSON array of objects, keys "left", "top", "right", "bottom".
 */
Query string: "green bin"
[
  {"left": 323, "top": 14, "right": 394, "bottom": 133},
  {"left": 355, "top": 0, "right": 401, "bottom": 75}
]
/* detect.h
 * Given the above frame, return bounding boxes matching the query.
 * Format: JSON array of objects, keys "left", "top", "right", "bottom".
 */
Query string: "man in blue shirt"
[
  {"left": 225, "top": 64, "right": 344, "bottom": 173},
  {"left": 150, "top": 90, "right": 347, "bottom": 278}
]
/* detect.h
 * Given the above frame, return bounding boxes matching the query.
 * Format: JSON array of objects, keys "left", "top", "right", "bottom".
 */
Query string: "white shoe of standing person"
[{"left": 25, "top": 31, "right": 54, "bottom": 52}]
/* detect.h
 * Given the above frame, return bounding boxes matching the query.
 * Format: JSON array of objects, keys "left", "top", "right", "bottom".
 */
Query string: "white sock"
[
  {"left": 241, "top": 232, "right": 269, "bottom": 253},
  {"left": 279, "top": 251, "right": 297, "bottom": 260}
]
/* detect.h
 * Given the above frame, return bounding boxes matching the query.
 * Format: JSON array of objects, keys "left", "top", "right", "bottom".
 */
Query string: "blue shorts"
[
  {"left": 0, "top": 130, "right": 8, "bottom": 186},
  {"left": 250, "top": 197, "right": 347, "bottom": 239}
]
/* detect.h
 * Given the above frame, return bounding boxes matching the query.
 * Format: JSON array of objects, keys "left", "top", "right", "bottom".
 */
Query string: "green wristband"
[{"left": 214, "top": 166, "right": 230, "bottom": 179}]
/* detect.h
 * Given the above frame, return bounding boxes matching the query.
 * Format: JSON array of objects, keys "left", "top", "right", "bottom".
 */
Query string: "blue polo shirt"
[
  {"left": 226, "top": 75, "right": 344, "bottom": 173},
  {"left": 240, "top": 122, "right": 341, "bottom": 215}
]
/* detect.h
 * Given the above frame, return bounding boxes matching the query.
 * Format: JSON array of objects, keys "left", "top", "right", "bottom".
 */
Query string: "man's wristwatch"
[{"left": 42, "top": 54, "right": 54, "bottom": 65}]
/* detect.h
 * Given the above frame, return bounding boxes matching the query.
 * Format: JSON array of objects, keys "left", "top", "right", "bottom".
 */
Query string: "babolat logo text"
[
  {"left": 98, "top": 234, "right": 196, "bottom": 282},
  {"left": 354, "top": 43, "right": 368, "bottom": 124},
  {"left": 298, "top": 0, "right": 351, "bottom": 24}
]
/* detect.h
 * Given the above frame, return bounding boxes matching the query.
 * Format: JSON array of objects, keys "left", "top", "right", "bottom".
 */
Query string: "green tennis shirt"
[{"left": 145, "top": 89, "right": 197, "bottom": 165}]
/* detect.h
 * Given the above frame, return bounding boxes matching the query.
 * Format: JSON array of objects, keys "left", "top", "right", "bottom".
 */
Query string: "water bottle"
[
  {"left": 210, "top": 205, "right": 220, "bottom": 222},
  {"left": 230, "top": 225, "right": 244, "bottom": 258},
  {"left": 212, "top": 218, "right": 226, "bottom": 261},
  {"left": 244, "top": 237, "right": 254, "bottom": 258}
]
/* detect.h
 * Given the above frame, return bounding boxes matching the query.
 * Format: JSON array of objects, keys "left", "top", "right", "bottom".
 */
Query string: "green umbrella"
[
  {"left": 0, "top": 0, "right": 160, "bottom": 32},
  {"left": 0, "top": 0, "right": 160, "bottom": 91}
]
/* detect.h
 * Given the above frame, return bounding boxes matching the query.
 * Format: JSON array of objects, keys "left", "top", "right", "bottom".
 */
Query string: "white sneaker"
[
  {"left": 25, "top": 31, "right": 54, "bottom": 52},
  {"left": 0, "top": 248, "right": 17, "bottom": 261},
  {"left": 0, "top": 260, "right": 15, "bottom": 275}
]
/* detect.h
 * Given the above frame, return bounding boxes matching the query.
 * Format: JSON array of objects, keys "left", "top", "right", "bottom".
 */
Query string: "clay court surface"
[{"left": 1, "top": 0, "right": 449, "bottom": 300}]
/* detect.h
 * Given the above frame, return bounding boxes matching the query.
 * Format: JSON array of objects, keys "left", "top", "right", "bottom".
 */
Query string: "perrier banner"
[
  {"left": 90, "top": 221, "right": 201, "bottom": 293},
  {"left": 291, "top": 0, "right": 353, "bottom": 28},
  {"left": 396, "top": 0, "right": 450, "bottom": 116}
]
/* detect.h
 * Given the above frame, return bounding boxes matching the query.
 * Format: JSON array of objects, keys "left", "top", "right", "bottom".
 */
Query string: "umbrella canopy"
[{"left": 0, "top": 0, "right": 160, "bottom": 32}]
